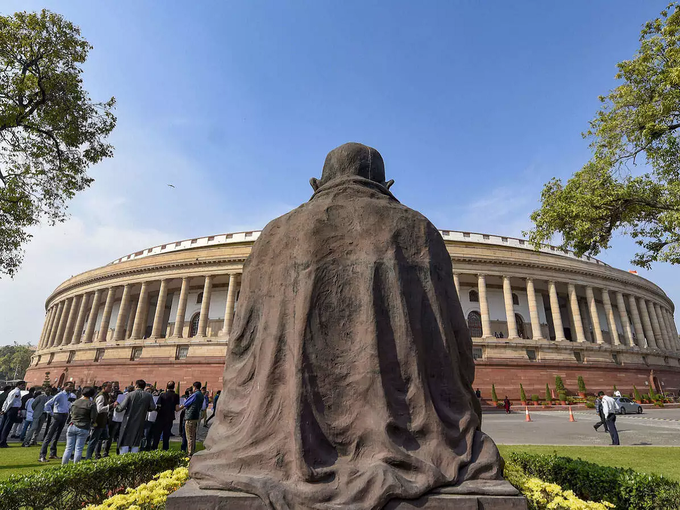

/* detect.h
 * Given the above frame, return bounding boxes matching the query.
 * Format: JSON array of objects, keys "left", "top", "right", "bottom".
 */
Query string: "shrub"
[
  {"left": 491, "top": 384, "right": 498, "bottom": 403},
  {"left": 545, "top": 383, "right": 552, "bottom": 403},
  {"left": 555, "top": 376, "right": 565, "bottom": 393},
  {"left": 531, "top": 394, "right": 539, "bottom": 402},
  {"left": 558, "top": 391, "right": 567, "bottom": 402},
  {"left": 0, "top": 450, "right": 188, "bottom": 510},
  {"left": 508, "top": 452, "right": 680, "bottom": 509},
  {"left": 520, "top": 384, "right": 527, "bottom": 402},
  {"left": 577, "top": 375, "right": 587, "bottom": 393},
  {"left": 633, "top": 386, "right": 642, "bottom": 401},
  {"left": 649, "top": 385, "right": 657, "bottom": 400}
]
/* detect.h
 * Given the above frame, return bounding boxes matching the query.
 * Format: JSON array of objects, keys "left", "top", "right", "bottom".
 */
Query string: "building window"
[
  {"left": 467, "top": 311, "right": 483, "bottom": 338},
  {"left": 469, "top": 289, "right": 479, "bottom": 303},
  {"left": 94, "top": 349, "right": 105, "bottom": 362},
  {"left": 515, "top": 314, "right": 526, "bottom": 339},
  {"left": 196, "top": 292, "right": 203, "bottom": 304},
  {"left": 526, "top": 349, "right": 537, "bottom": 361},
  {"left": 131, "top": 347, "right": 143, "bottom": 361},
  {"left": 573, "top": 351, "right": 583, "bottom": 363},
  {"left": 472, "top": 347, "right": 483, "bottom": 360},
  {"left": 501, "top": 237, "right": 508, "bottom": 242},
  {"left": 518, "top": 240, "right": 525, "bottom": 245},
  {"left": 482, "top": 235, "right": 490, "bottom": 240},
  {"left": 463, "top": 232, "right": 470, "bottom": 238},
  {"left": 67, "top": 351, "right": 76, "bottom": 364},
  {"left": 189, "top": 313, "right": 200, "bottom": 337},
  {"left": 47, "top": 353, "right": 54, "bottom": 365},
  {"left": 512, "top": 293, "right": 519, "bottom": 306},
  {"left": 612, "top": 353, "right": 620, "bottom": 365},
  {"left": 176, "top": 346, "right": 189, "bottom": 360}
]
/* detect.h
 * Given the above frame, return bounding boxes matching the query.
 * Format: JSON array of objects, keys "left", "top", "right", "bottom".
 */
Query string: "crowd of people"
[{"left": 0, "top": 379, "right": 220, "bottom": 465}]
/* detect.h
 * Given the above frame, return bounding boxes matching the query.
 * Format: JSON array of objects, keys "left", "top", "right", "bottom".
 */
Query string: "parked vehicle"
[{"left": 615, "top": 397, "right": 643, "bottom": 414}]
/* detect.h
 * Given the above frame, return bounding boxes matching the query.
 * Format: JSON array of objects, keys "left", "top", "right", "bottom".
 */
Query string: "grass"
[
  {"left": 0, "top": 441, "right": 203, "bottom": 480},
  {"left": 498, "top": 444, "right": 680, "bottom": 482}
]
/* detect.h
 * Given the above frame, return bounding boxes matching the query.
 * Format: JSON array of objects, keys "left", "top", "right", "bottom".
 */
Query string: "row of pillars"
[
  {"left": 37, "top": 273, "right": 241, "bottom": 350},
  {"left": 453, "top": 274, "right": 679, "bottom": 352}
]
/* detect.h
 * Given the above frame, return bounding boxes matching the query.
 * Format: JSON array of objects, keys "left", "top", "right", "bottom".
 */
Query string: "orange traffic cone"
[
  {"left": 568, "top": 406, "right": 576, "bottom": 422},
  {"left": 525, "top": 406, "right": 532, "bottom": 422}
]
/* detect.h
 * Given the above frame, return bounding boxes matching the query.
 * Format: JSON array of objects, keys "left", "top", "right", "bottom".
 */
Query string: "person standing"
[
  {"left": 178, "top": 381, "right": 204, "bottom": 457},
  {"left": 151, "top": 381, "right": 180, "bottom": 451},
  {"left": 62, "top": 387, "right": 97, "bottom": 464},
  {"left": 102, "top": 385, "right": 126, "bottom": 457},
  {"left": 593, "top": 395, "right": 609, "bottom": 433},
  {"left": 23, "top": 389, "right": 48, "bottom": 446},
  {"left": 142, "top": 386, "right": 159, "bottom": 450},
  {"left": 598, "top": 391, "right": 620, "bottom": 445},
  {"left": 86, "top": 382, "right": 111, "bottom": 460},
  {"left": 39, "top": 382, "right": 75, "bottom": 462},
  {"left": 201, "top": 388, "right": 210, "bottom": 427},
  {"left": 115, "top": 380, "right": 156, "bottom": 454},
  {"left": 503, "top": 396, "right": 511, "bottom": 414},
  {"left": 0, "top": 381, "right": 26, "bottom": 447},
  {"left": 19, "top": 388, "right": 37, "bottom": 442},
  {"left": 205, "top": 390, "right": 220, "bottom": 426}
]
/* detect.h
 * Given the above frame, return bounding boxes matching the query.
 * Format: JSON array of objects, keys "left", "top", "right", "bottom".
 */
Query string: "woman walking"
[
  {"left": 62, "top": 387, "right": 97, "bottom": 465},
  {"left": 503, "top": 396, "right": 512, "bottom": 414}
]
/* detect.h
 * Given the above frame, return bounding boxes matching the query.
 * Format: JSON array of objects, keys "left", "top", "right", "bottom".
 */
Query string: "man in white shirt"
[
  {"left": 597, "top": 391, "right": 620, "bottom": 445},
  {"left": 0, "top": 381, "right": 26, "bottom": 447}
]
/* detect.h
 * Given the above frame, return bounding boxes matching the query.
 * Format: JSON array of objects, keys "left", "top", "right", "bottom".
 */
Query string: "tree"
[
  {"left": 555, "top": 375, "right": 566, "bottom": 393},
  {"left": 527, "top": 4, "right": 680, "bottom": 268},
  {"left": 519, "top": 383, "right": 527, "bottom": 403},
  {"left": 491, "top": 383, "right": 498, "bottom": 403},
  {"left": 0, "top": 342, "right": 33, "bottom": 380},
  {"left": 545, "top": 383, "right": 552, "bottom": 404},
  {"left": 577, "top": 375, "right": 587, "bottom": 394},
  {"left": 0, "top": 9, "right": 116, "bottom": 277}
]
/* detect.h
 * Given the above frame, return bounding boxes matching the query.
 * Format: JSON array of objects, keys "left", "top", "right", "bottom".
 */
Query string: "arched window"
[
  {"left": 196, "top": 292, "right": 203, "bottom": 304},
  {"left": 467, "top": 311, "right": 482, "bottom": 338},
  {"left": 469, "top": 290, "right": 479, "bottom": 303},
  {"left": 515, "top": 313, "right": 525, "bottom": 339},
  {"left": 189, "top": 313, "right": 200, "bottom": 337},
  {"left": 512, "top": 293, "right": 519, "bottom": 306}
]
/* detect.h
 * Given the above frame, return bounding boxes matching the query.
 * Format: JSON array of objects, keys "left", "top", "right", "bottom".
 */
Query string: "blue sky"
[{"left": 0, "top": 1, "right": 675, "bottom": 344}]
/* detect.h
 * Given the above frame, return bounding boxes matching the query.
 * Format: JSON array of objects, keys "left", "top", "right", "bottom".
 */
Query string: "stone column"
[
  {"left": 113, "top": 284, "right": 132, "bottom": 342},
  {"left": 601, "top": 290, "right": 620, "bottom": 346},
  {"left": 654, "top": 303, "right": 670, "bottom": 350},
  {"left": 567, "top": 284, "right": 586, "bottom": 342},
  {"left": 151, "top": 279, "right": 169, "bottom": 339},
  {"left": 615, "top": 292, "right": 634, "bottom": 347},
  {"left": 83, "top": 289, "right": 102, "bottom": 344},
  {"left": 173, "top": 278, "right": 190, "bottom": 338},
  {"left": 44, "top": 307, "right": 59, "bottom": 348},
  {"left": 576, "top": 298, "right": 591, "bottom": 342},
  {"left": 63, "top": 296, "right": 80, "bottom": 346},
  {"left": 98, "top": 287, "right": 116, "bottom": 343},
  {"left": 38, "top": 309, "right": 52, "bottom": 349},
  {"left": 477, "top": 274, "right": 492, "bottom": 338},
  {"left": 72, "top": 293, "right": 90, "bottom": 345},
  {"left": 628, "top": 295, "right": 645, "bottom": 346},
  {"left": 222, "top": 274, "right": 238, "bottom": 336},
  {"left": 55, "top": 298, "right": 73, "bottom": 347},
  {"left": 502, "top": 276, "right": 518, "bottom": 338},
  {"left": 638, "top": 298, "right": 657, "bottom": 348},
  {"left": 662, "top": 307, "right": 676, "bottom": 350},
  {"left": 585, "top": 286, "right": 604, "bottom": 344},
  {"left": 49, "top": 301, "right": 65, "bottom": 347},
  {"left": 131, "top": 282, "right": 149, "bottom": 340},
  {"left": 197, "top": 275, "right": 214, "bottom": 337},
  {"left": 647, "top": 300, "right": 663, "bottom": 349},
  {"left": 453, "top": 273, "right": 460, "bottom": 297},
  {"left": 125, "top": 300, "right": 137, "bottom": 339},
  {"left": 525, "top": 278, "right": 543, "bottom": 340},
  {"left": 548, "top": 281, "right": 565, "bottom": 341},
  {"left": 664, "top": 308, "right": 679, "bottom": 349}
]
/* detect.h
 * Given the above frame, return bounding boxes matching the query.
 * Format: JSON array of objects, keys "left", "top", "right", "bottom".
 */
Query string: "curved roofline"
[{"left": 108, "top": 229, "right": 608, "bottom": 267}]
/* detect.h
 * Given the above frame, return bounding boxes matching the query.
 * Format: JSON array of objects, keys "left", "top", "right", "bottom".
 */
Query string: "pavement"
[{"left": 482, "top": 408, "right": 680, "bottom": 446}]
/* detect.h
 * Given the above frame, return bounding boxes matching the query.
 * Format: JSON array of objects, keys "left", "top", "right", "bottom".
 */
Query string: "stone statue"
[{"left": 185, "top": 143, "right": 521, "bottom": 509}]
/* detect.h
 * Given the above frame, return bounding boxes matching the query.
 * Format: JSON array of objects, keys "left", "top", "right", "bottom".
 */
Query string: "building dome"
[{"left": 24, "top": 229, "right": 680, "bottom": 398}]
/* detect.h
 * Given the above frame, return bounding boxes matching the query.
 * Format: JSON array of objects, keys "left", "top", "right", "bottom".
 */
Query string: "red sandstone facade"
[{"left": 25, "top": 230, "right": 680, "bottom": 399}]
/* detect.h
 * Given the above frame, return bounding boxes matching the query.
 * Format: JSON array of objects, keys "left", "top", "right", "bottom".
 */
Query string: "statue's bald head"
[{"left": 311, "top": 143, "right": 394, "bottom": 191}]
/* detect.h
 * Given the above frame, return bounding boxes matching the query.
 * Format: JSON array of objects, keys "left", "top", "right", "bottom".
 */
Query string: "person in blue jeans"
[{"left": 62, "top": 387, "right": 98, "bottom": 465}]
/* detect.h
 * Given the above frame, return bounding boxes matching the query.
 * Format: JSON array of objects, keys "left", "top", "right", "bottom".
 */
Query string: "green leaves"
[
  {"left": 527, "top": 3, "right": 680, "bottom": 267},
  {"left": 0, "top": 9, "right": 116, "bottom": 278}
]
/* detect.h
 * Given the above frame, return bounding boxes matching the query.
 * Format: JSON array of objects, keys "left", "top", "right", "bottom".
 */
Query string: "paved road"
[{"left": 482, "top": 408, "right": 680, "bottom": 446}]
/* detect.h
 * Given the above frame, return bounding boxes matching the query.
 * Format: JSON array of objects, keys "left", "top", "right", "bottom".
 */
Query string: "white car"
[{"left": 615, "top": 397, "right": 643, "bottom": 414}]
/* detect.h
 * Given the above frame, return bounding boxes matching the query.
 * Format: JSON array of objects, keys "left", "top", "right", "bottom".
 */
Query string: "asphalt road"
[{"left": 482, "top": 408, "right": 680, "bottom": 446}]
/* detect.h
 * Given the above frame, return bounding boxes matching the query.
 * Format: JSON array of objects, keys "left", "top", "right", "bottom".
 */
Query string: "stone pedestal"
[{"left": 168, "top": 480, "right": 527, "bottom": 510}]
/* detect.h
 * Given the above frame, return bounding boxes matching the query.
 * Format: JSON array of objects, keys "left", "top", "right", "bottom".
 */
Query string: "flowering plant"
[{"left": 523, "top": 478, "right": 615, "bottom": 510}]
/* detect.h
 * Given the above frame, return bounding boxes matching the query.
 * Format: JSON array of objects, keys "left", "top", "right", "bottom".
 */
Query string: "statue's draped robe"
[{"left": 190, "top": 177, "right": 503, "bottom": 510}]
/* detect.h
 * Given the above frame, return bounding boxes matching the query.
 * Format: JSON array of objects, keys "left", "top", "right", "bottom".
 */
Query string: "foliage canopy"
[
  {"left": 0, "top": 9, "right": 116, "bottom": 277},
  {"left": 527, "top": 4, "right": 680, "bottom": 267}
]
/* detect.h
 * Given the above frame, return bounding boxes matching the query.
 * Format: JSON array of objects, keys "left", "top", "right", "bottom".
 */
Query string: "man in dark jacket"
[
  {"left": 115, "top": 379, "right": 156, "bottom": 454},
  {"left": 151, "top": 381, "right": 180, "bottom": 451},
  {"left": 178, "top": 381, "right": 203, "bottom": 457},
  {"left": 594, "top": 396, "right": 609, "bottom": 432},
  {"left": 86, "top": 382, "right": 112, "bottom": 460}
]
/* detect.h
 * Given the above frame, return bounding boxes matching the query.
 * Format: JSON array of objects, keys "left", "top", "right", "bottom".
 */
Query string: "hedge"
[
  {"left": 508, "top": 452, "right": 680, "bottom": 510},
  {"left": 0, "top": 450, "right": 188, "bottom": 510}
]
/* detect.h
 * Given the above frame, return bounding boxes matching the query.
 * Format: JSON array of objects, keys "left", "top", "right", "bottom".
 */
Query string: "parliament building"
[{"left": 24, "top": 229, "right": 680, "bottom": 399}]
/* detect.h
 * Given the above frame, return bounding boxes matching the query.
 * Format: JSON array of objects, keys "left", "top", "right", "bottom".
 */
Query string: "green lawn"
[
  {"left": 498, "top": 444, "right": 680, "bottom": 482},
  {"left": 0, "top": 442, "right": 203, "bottom": 480}
]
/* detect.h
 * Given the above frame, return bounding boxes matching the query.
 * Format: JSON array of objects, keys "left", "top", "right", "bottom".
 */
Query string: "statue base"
[{"left": 168, "top": 480, "right": 527, "bottom": 509}]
